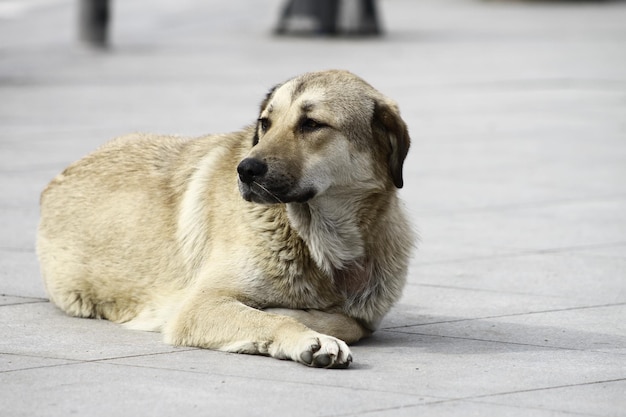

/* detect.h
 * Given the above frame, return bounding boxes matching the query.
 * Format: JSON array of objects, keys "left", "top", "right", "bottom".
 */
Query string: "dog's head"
[{"left": 237, "top": 70, "right": 410, "bottom": 204}]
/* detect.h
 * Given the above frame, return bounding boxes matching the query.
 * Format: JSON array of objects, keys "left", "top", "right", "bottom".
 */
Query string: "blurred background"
[
  {"left": 1, "top": 0, "right": 626, "bottom": 293},
  {"left": 2, "top": 0, "right": 625, "bottom": 266}
]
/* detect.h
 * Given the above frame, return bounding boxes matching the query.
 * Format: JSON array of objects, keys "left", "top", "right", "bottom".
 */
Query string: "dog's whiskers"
[{"left": 253, "top": 181, "right": 283, "bottom": 204}]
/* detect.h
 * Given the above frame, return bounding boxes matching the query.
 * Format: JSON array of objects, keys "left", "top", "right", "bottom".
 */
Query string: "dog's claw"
[{"left": 333, "top": 355, "right": 352, "bottom": 369}]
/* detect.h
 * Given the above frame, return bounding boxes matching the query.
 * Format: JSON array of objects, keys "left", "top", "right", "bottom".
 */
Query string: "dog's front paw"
[{"left": 296, "top": 335, "right": 353, "bottom": 369}]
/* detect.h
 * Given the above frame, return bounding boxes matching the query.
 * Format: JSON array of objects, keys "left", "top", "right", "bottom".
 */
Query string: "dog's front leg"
[
  {"left": 263, "top": 308, "right": 371, "bottom": 344},
  {"left": 163, "top": 293, "right": 353, "bottom": 368}
]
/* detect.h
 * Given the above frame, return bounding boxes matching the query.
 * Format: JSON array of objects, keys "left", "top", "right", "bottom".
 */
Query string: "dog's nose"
[{"left": 237, "top": 158, "right": 268, "bottom": 184}]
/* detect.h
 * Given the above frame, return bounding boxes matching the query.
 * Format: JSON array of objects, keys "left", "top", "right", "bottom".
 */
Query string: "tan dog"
[{"left": 37, "top": 70, "right": 414, "bottom": 368}]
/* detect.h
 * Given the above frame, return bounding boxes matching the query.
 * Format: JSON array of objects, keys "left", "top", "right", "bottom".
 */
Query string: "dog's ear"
[{"left": 373, "top": 99, "right": 411, "bottom": 188}]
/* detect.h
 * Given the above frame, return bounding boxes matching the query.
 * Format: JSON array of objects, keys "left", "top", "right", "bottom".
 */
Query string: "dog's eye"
[
  {"left": 258, "top": 117, "right": 270, "bottom": 133},
  {"left": 300, "top": 118, "right": 325, "bottom": 133}
]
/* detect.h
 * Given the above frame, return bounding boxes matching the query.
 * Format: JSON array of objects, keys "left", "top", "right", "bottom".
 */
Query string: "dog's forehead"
[
  {"left": 264, "top": 79, "right": 327, "bottom": 116},
  {"left": 261, "top": 73, "right": 379, "bottom": 128}
]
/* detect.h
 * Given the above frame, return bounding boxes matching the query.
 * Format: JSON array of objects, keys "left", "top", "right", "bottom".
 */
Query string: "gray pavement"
[{"left": 1, "top": 0, "right": 625, "bottom": 416}]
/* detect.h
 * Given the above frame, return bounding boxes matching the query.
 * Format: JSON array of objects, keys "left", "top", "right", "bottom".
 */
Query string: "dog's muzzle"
[{"left": 237, "top": 157, "right": 316, "bottom": 204}]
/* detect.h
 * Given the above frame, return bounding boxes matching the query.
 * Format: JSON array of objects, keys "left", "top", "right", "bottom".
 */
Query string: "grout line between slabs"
[
  {"left": 325, "top": 400, "right": 598, "bottom": 417},
  {"left": 0, "top": 360, "right": 84, "bottom": 375},
  {"left": 408, "top": 281, "right": 569, "bottom": 298},
  {"left": 462, "top": 398, "right": 609, "bottom": 417},
  {"left": 414, "top": 241, "right": 626, "bottom": 266},
  {"left": 0, "top": 293, "right": 48, "bottom": 306},
  {"left": 383, "top": 302, "right": 626, "bottom": 329},
  {"left": 3, "top": 344, "right": 623, "bottom": 412},
  {"left": 92, "top": 358, "right": 451, "bottom": 403},
  {"left": 0, "top": 299, "right": 48, "bottom": 307},
  {"left": 414, "top": 193, "right": 626, "bottom": 217},
  {"left": 460, "top": 377, "right": 626, "bottom": 404},
  {"left": 324, "top": 378, "right": 626, "bottom": 417},
  {"left": 382, "top": 329, "right": 625, "bottom": 355},
  {"left": 0, "top": 348, "right": 197, "bottom": 374}
]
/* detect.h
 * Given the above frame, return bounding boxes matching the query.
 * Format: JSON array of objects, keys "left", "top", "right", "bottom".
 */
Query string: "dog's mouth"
[
  {"left": 239, "top": 180, "right": 283, "bottom": 204},
  {"left": 237, "top": 157, "right": 317, "bottom": 204},
  {"left": 238, "top": 180, "right": 316, "bottom": 205}
]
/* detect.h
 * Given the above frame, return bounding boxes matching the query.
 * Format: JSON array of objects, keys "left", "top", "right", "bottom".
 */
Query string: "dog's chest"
[
  {"left": 248, "top": 205, "right": 373, "bottom": 310},
  {"left": 332, "top": 260, "right": 372, "bottom": 299}
]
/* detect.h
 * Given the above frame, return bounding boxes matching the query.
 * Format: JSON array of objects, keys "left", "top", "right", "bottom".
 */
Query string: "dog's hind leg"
[
  {"left": 162, "top": 292, "right": 354, "bottom": 368},
  {"left": 263, "top": 308, "right": 371, "bottom": 344}
]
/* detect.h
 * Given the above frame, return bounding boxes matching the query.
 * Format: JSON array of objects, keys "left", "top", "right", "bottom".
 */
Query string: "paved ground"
[{"left": 1, "top": 0, "right": 625, "bottom": 416}]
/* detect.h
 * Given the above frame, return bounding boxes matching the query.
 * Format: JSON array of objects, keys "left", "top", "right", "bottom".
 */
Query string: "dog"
[{"left": 37, "top": 70, "right": 414, "bottom": 368}]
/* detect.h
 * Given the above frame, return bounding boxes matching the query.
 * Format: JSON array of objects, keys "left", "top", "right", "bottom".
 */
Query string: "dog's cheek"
[{"left": 299, "top": 141, "right": 349, "bottom": 193}]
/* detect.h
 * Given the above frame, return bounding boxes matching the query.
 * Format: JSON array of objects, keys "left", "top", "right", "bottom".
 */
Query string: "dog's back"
[{"left": 37, "top": 132, "right": 246, "bottom": 322}]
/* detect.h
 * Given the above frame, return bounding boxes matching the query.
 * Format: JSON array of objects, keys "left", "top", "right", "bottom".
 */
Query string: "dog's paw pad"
[
  {"left": 300, "top": 343, "right": 321, "bottom": 364},
  {"left": 299, "top": 335, "right": 352, "bottom": 369},
  {"left": 313, "top": 353, "right": 332, "bottom": 367}
]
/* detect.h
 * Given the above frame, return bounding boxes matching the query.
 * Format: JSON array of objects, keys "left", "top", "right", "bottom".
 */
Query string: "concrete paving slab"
[
  {"left": 382, "top": 284, "right": 581, "bottom": 330},
  {"left": 0, "top": 169, "right": 54, "bottom": 208},
  {"left": 410, "top": 250, "right": 626, "bottom": 304},
  {"left": 101, "top": 331, "right": 625, "bottom": 402},
  {"left": 1, "top": 133, "right": 107, "bottom": 175},
  {"left": 358, "top": 400, "right": 584, "bottom": 417},
  {"left": 364, "top": 331, "right": 625, "bottom": 401},
  {"left": 393, "top": 303, "right": 626, "bottom": 353},
  {"left": 0, "top": 352, "right": 75, "bottom": 373},
  {"left": 410, "top": 149, "right": 626, "bottom": 218},
  {"left": 413, "top": 199, "right": 626, "bottom": 261},
  {"left": 0, "top": 295, "right": 45, "bottom": 306},
  {"left": 0, "top": 302, "right": 185, "bottom": 360},
  {"left": 0, "top": 207, "right": 39, "bottom": 250},
  {"left": 0, "top": 361, "right": 438, "bottom": 417},
  {"left": 477, "top": 379, "right": 626, "bottom": 417},
  {"left": 0, "top": 249, "right": 44, "bottom": 298}
]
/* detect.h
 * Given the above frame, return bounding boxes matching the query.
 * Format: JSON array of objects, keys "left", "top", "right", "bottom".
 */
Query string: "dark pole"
[
  {"left": 317, "top": 0, "right": 340, "bottom": 35},
  {"left": 276, "top": 0, "right": 381, "bottom": 36},
  {"left": 78, "top": 0, "right": 110, "bottom": 47}
]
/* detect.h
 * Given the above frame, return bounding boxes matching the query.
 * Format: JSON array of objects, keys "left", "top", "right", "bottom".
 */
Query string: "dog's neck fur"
[
  {"left": 283, "top": 187, "right": 411, "bottom": 330},
  {"left": 286, "top": 190, "right": 384, "bottom": 277}
]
